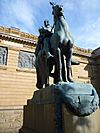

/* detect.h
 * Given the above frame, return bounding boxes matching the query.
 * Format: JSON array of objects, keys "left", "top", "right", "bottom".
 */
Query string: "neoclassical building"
[{"left": 0, "top": 26, "right": 100, "bottom": 132}]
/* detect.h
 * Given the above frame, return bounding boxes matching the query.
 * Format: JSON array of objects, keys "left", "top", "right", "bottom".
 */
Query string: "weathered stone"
[
  {"left": 18, "top": 50, "right": 35, "bottom": 68},
  {"left": 0, "top": 46, "right": 7, "bottom": 65},
  {"left": 54, "top": 82, "right": 99, "bottom": 116},
  {"left": 0, "top": 108, "right": 23, "bottom": 133}
]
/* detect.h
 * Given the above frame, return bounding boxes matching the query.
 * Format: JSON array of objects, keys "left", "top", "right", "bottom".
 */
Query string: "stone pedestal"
[
  {"left": 63, "top": 105, "right": 100, "bottom": 133},
  {"left": 19, "top": 86, "right": 56, "bottom": 133},
  {"left": 19, "top": 85, "right": 100, "bottom": 133}
]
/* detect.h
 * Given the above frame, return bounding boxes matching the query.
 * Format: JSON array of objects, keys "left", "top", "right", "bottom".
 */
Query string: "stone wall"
[
  {"left": 0, "top": 26, "right": 37, "bottom": 106},
  {"left": 0, "top": 27, "right": 37, "bottom": 133},
  {"left": 0, "top": 106, "right": 23, "bottom": 133}
]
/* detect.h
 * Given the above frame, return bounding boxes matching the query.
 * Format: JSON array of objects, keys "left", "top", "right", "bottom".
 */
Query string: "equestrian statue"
[{"left": 35, "top": 2, "right": 80, "bottom": 89}]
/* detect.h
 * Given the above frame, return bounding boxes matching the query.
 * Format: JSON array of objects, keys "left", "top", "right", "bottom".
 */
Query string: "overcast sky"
[{"left": 0, "top": 0, "right": 100, "bottom": 49}]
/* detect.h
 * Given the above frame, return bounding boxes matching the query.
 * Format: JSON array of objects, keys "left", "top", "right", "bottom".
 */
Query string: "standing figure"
[{"left": 35, "top": 20, "right": 53, "bottom": 89}]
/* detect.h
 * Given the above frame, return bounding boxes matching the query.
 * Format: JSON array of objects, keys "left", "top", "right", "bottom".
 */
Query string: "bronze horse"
[{"left": 50, "top": 2, "right": 74, "bottom": 82}]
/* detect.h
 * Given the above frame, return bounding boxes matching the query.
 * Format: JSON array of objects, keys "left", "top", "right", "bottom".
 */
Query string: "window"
[
  {"left": 18, "top": 50, "right": 35, "bottom": 69},
  {"left": 0, "top": 46, "right": 8, "bottom": 65}
]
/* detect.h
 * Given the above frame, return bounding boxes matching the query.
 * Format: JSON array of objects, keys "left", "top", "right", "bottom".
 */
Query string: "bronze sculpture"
[
  {"left": 35, "top": 2, "right": 80, "bottom": 88},
  {"left": 50, "top": 2, "right": 74, "bottom": 83}
]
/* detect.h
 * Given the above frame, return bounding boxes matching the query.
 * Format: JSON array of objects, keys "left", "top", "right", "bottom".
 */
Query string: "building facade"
[{"left": 0, "top": 26, "right": 100, "bottom": 133}]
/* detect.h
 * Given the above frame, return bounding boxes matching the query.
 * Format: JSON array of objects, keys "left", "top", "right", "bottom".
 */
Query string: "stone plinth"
[
  {"left": 19, "top": 84, "right": 100, "bottom": 133},
  {"left": 19, "top": 87, "right": 56, "bottom": 133}
]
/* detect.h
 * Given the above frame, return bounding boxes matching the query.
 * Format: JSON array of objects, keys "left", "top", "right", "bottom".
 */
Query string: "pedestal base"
[
  {"left": 19, "top": 87, "right": 56, "bottom": 133},
  {"left": 19, "top": 83, "right": 99, "bottom": 133}
]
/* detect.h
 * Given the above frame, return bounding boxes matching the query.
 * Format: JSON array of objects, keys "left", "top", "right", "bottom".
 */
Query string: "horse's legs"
[
  {"left": 45, "top": 78, "right": 49, "bottom": 87},
  {"left": 36, "top": 68, "right": 43, "bottom": 89},
  {"left": 54, "top": 48, "right": 62, "bottom": 83},
  {"left": 45, "top": 60, "right": 49, "bottom": 87},
  {"left": 65, "top": 46, "right": 73, "bottom": 82},
  {"left": 61, "top": 53, "right": 66, "bottom": 82}
]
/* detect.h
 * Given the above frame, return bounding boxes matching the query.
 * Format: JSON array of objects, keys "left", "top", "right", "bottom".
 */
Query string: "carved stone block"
[
  {"left": 18, "top": 51, "right": 35, "bottom": 68},
  {"left": 0, "top": 46, "right": 7, "bottom": 65}
]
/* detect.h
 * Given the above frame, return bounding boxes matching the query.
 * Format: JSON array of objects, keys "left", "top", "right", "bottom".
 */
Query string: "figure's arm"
[{"left": 35, "top": 41, "right": 41, "bottom": 57}]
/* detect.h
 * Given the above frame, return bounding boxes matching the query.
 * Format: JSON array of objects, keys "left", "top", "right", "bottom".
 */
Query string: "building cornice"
[
  {"left": 73, "top": 45, "right": 92, "bottom": 58},
  {"left": 0, "top": 26, "right": 38, "bottom": 46},
  {"left": 0, "top": 26, "right": 94, "bottom": 58}
]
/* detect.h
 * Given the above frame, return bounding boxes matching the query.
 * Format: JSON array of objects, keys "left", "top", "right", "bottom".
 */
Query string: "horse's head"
[{"left": 50, "top": 2, "right": 63, "bottom": 18}]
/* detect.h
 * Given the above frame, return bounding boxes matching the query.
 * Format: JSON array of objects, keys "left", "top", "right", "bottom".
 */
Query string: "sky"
[{"left": 0, "top": 0, "right": 100, "bottom": 50}]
